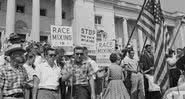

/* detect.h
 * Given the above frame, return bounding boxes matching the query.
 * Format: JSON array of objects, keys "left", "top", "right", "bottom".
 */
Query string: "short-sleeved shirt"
[
  {"left": 62, "top": 60, "right": 95, "bottom": 85},
  {"left": 35, "top": 60, "right": 61, "bottom": 90},
  {"left": 166, "top": 55, "right": 177, "bottom": 69},
  {"left": 122, "top": 56, "right": 138, "bottom": 72},
  {"left": 0, "top": 64, "right": 28, "bottom": 96}
]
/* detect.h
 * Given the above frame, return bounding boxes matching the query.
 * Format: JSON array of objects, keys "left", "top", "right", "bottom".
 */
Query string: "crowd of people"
[{"left": 1, "top": 33, "right": 185, "bottom": 99}]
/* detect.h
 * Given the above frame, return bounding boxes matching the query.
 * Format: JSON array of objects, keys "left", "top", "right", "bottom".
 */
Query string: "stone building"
[{"left": 0, "top": 0, "right": 185, "bottom": 53}]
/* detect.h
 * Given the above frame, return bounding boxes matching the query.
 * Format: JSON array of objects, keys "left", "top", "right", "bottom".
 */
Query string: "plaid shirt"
[
  {"left": 0, "top": 63, "right": 28, "bottom": 96},
  {"left": 62, "top": 60, "right": 95, "bottom": 85}
]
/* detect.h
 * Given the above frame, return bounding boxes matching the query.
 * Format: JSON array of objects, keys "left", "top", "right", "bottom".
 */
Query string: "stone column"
[
  {"left": 31, "top": 0, "right": 40, "bottom": 42},
  {"left": 138, "top": 29, "right": 144, "bottom": 51},
  {"left": 123, "top": 18, "right": 128, "bottom": 46},
  {"left": 55, "top": 0, "right": 62, "bottom": 25},
  {"left": 5, "top": 0, "right": 16, "bottom": 38}
]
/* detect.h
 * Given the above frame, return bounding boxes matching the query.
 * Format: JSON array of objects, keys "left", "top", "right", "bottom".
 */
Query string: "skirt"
[{"left": 102, "top": 80, "right": 130, "bottom": 99}]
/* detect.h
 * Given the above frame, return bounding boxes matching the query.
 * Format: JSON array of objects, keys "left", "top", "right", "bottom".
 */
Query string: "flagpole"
[
  {"left": 141, "top": 37, "right": 148, "bottom": 54},
  {"left": 125, "top": 0, "right": 148, "bottom": 48},
  {"left": 169, "top": 20, "right": 183, "bottom": 49}
]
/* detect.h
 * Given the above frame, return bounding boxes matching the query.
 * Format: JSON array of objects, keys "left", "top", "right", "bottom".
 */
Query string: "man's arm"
[
  {"left": 32, "top": 76, "right": 39, "bottom": 99},
  {"left": 89, "top": 77, "right": 95, "bottom": 99}
]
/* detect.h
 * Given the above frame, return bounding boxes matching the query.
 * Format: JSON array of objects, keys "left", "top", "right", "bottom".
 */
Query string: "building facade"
[{"left": 0, "top": 0, "right": 185, "bottom": 52}]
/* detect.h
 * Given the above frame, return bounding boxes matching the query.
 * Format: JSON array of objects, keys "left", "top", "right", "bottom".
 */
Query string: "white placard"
[
  {"left": 51, "top": 25, "right": 73, "bottom": 47},
  {"left": 80, "top": 28, "right": 96, "bottom": 55},
  {"left": 96, "top": 41, "right": 115, "bottom": 67}
]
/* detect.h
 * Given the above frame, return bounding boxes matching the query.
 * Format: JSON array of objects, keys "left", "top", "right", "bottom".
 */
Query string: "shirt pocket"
[{"left": 5, "top": 71, "right": 18, "bottom": 88}]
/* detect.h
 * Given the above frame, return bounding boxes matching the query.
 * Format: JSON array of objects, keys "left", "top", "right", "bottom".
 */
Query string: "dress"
[{"left": 102, "top": 63, "right": 130, "bottom": 99}]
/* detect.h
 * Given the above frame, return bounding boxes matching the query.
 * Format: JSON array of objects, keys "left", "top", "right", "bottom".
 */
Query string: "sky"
[{"left": 121, "top": 0, "right": 185, "bottom": 13}]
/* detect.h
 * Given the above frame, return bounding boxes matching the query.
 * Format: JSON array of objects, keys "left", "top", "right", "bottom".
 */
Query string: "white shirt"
[
  {"left": 23, "top": 63, "right": 36, "bottom": 81},
  {"left": 122, "top": 56, "right": 138, "bottom": 72},
  {"left": 86, "top": 57, "right": 99, "bottom": 72},
  {"left": 0, "top": 54, "right": 5, "bottom": 66},
  {"left": 35, "top": 60, "right": 61, "bottom": 90},
  {"left": 34, "top": 55, "right": 42, "bottom": 67},
  {"left": 166, "top": 54, "right": 177, "bottom": 69}
]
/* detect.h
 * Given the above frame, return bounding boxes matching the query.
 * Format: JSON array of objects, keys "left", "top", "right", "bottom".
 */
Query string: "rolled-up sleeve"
[{"left": 88, "top": 63, "right": 95, "bottom": 78}]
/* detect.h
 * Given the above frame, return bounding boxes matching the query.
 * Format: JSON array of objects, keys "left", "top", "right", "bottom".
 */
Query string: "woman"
[
  {"left": 102, "top": 53, "right": 130, "bottom": 99},
  {"left": 163, "top": 48, "right": 185, "bottom": 99},
  {"left": 166, "top": 49, "right": 181, "bottom": 88},
  {"left": 23, "top": 52, "right": 36, "bottom": 99}
]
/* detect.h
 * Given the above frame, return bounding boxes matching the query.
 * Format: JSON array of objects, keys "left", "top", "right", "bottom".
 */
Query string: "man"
[
  {"left": 33, "top": 47, "right": 71, "bottom": 99},
  {"left": 122, "top": 49, "right": 145, "bottom": 99},
  {"left": 62, "top": 46, "right": 96, "bottom": 99},
  {"left": 140, "top": 44, "right": 154, "bottom": 74},
  {"left": 140, "top": 44, "right": 161, "bottom": 99},
  {"left": 83, "top": 47, "right": 99, "bottom": 77},
  {"left": 83, "top": 47, "right": 102, "bottom": 97},
  {"left": 0, "top": 45, "right": 27, "bottom": 99}
]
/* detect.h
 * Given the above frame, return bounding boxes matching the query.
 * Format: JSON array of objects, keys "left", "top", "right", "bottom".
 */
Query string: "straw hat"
[{"left": 5, "top": 44, "right": 26, "bottom": 56}]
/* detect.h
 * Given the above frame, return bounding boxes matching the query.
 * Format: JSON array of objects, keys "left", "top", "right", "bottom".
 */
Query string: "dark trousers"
[
  {"left": 169, "top": 68, "right": 181, "bottom": 87},
  {"left": 144, "top": 76, "right": 162, "bottom": 99},
  {"left": 74, "top": 85, "right": 91, "bottom": 99}
]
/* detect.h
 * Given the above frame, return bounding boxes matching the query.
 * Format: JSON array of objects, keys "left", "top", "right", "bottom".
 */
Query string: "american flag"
[{"left": 137, "top": 0, "right": 169, "bottom": 92}]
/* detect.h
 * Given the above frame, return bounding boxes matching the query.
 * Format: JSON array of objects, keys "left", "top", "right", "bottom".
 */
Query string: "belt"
[
  {"left": 3, "top": 93, "right": 24, "bottom": 98},
  {"left": 39, "top": 88, "right": 58, "bottom": 92}
]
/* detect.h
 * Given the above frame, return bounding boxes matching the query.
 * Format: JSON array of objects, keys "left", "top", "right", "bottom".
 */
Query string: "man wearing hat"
[{"left": 0, "top": 44, "right": 28, "bottom": 99}]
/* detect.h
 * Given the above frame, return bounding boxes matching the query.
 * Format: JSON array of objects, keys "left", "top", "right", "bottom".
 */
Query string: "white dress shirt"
[{"left": 35, "top": 60, "right": 61, "bottom": 90}]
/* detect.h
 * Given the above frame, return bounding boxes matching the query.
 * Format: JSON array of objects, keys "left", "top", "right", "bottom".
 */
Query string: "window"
[
  {"left": 40, "top": 36, "right": 48, "bottom": 42},
  {"left": 62, "top": 11, "right": 66, "bottom": 19},
  {"left": 95, "top": 16, "right": 102, "bottom": 25},
  {"left": 16, "top": 5, "right": 25, "bottom": 13},
  {"left": 40, "top": 9, "right": 47, "bottom": 16}
]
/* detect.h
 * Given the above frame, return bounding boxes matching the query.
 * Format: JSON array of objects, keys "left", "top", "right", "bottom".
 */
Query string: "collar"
[{"left": 43, "top": 60, "right": 58, "bottom": 68}]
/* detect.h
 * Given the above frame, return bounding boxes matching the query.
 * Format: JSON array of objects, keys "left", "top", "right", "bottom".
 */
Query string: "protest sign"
[
  {"left": 51, "top": 25, "right": 73, "bottom": 47},
  {"left": 50, "top": 25, "right": 73, "bottom": 55},
  {"left": 96, "top": 41, "right": 115, "bottom": 67},
  {"left": 80, "top": 28, "right": 96, "bottom": 55}
]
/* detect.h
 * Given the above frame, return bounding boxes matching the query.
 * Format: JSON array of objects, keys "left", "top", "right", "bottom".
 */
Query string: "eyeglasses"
[
  {"left": 75, "top": 53, "right": 84, "bottom": 56},
  {"left": 49, "top": 54, "right": 56, "bottom": 57}
]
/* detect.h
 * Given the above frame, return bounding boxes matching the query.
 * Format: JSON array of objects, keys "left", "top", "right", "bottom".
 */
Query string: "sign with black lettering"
[
  {"left": 80, "top": 28, "right": 96, "bottom": 55},
  {"left": 96, "top": 41, "right": 115, "bottom": 67},
  {"left": 50, "top": 25, "right": 73, "bottom": 47}
]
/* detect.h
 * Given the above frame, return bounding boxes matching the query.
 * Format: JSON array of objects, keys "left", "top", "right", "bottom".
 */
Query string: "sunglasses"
[
  {"left": 28, "top": 55, "right": 34, "bottom": 59},
  {"left": 75, "top": 53, "right": 84, "bottom": 56},
  {"left": 49, "top": 54, "right": 56, "bottom": 57}
]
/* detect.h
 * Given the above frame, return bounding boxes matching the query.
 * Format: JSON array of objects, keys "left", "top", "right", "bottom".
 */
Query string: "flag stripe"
[
  {"left": 138, "top": 26, "right": 155, "bottom": 41},
  {"left": 160, "top": 67, "right": 169, "bottom": 87},
  {"left": 138, "top": 18, "right": 155, "bottom": 32},
  {"left": 157, "top": 60, "right": 167, "bottom": 84},
  {"left": 155, "top": 27, "right": 162, "bottom": 51},
  {"left": 140, "top": 12, "right": 155, "bottom": 26},
  {"left": 143, "top": 10, "right": 154, "bottom": 21},
  {"left": 154, "top": 50, "right": 165, "bottom": 82}
]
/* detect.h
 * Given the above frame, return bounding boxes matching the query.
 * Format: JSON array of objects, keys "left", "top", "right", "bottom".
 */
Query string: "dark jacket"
[{"left": 140, "top": 51, "right": 154, "bottom": 74}]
